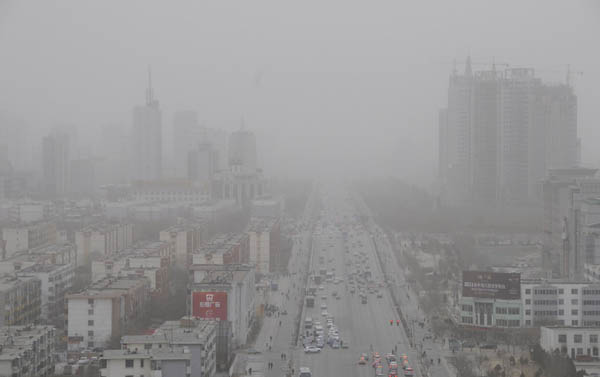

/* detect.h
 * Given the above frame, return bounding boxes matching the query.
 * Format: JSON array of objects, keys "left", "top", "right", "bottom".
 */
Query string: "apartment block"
[
  {"left": 0, "top": 325, "right": 56, "bottom": 377},
  {"left": 159, "top": 221, "right": 205, "bottom": 268},
  {"left": 0, "top": 276, "right": 41, "bottom": 326},
  {"left": 75, "top": 222, "right": 134, "bottom": 266},
  {"left": 66, "top": 276, "right": 150, "bottom": 351},
  {"left": 1, "top": 221, "right": 56, "bottom": 257}
]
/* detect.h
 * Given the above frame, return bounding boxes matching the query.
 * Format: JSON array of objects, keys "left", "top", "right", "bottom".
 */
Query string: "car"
[
  {"left": 377, "top": 292, "right": 383, "bottom": 298},
  {"left": 461, "top": 340, "right": 476, "bottom": 348},
  {"left": 320, "top": 303, "right": 327, "bottom": 310},
  {"left": 341, "top": 341, "right": 349, "bottom": 349},
  {"left": 358, "top": 355, "right": 367, "bottom": 365},
  {"left": 304, "top": 346, "right": 321, "bottom": 353},
  {"left": 321, "top": 295, "right": 327, "bottom": 300},
  {"left": 480, "top": 343, "right": 498, "bottom": 350},
  {"left": 321, "top": 310, "right": 329, "bottom": 317},
  {"left": 319, "top": 286, "right": 325, "bottom": 290}
]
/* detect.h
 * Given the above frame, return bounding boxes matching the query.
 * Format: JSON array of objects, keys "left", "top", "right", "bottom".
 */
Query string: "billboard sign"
[
  {"left": 462, "top": 271, "right": 521, "bottom": 299},
  {"left": 192, "top": 291, "right": 228, "bottom": 321}
]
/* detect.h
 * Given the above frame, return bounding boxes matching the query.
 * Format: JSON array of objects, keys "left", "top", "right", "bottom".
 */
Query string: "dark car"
[{"left": 480, "top": 344, "right": 498, "bottom": 350}]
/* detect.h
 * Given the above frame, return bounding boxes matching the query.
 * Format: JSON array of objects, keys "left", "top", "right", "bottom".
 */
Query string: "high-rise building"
[
  {"left": 42, "top": 131, "right": 70, "bottom": 197},
  {"left": 131, "top": 70, "right": 162, "bottom": 182},
  {"left": 188, "top": 141, "right": 218, "bottom": 184},
  {"left": 439, "top": 59, "right": 579, "bottom": 207},
  {"left": 228, "top": 127, "right": 257, "bottom": 174},
  {"left": 173, "top": 110, "right": 205, "bottom": 178}
]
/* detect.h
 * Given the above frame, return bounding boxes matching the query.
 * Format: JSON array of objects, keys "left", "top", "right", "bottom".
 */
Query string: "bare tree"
[{"left": 449, "top": 353, "right": 477, "bottom": 377}]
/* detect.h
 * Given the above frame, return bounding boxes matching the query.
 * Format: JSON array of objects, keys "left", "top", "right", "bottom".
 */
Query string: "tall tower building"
[
  {"left": 172, "top": 110, "right": 205, "bottom": 178},
  {"left": 439, "top": 60, "right": 579, "bottom": 207},
  {"left": 439, "top": 57, "right": 473, "bottom": 204},
  {"left": 228, "top": 125, "right": 257, "bottom": 174},
  {"left": 131, "top": 69, "right": 162, "bottom": 182},
  {"left": 470, "top": 68, "right": 501, "bottom": 204},
  {"left": 42, "top": 131, "right": 70, "bottom": 197}
]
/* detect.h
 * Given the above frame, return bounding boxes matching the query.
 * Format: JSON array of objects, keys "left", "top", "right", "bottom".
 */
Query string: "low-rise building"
[
  {"left": 17, "top": 263, "right": 74, "bottom": 325},
  {"left": 100, "top": 348, "right": 208, "bottom": 377},
  {"left": 131, "top": 180, "right": 210, "bottom": 203},
  {"left": 1, "top": 221, "right": 56, "bottom": 257},
  {"left": 0, "top": 242, "right": 76, "bottom": 274},
  {"left": 159, "top": 222, "right": 205, "bottom": 267},
  {"left": 459, "top": 274, "right": 600, "bottom": 328},
  {"left": 116, "top": 317, "right": 218, "bottom": 373},
  {"left": 92, "top": 242, "right": 171, "bottom": 295},
  {"left": 188, "top": 264, "right": 255, "bottom": 350},
  {"left": 66, "top": 276, "right": 150, "bottom": 351},
  {"left": 541, "top": 326, "right": 600, "bottom": 359},
  {"left": 191, "top": 233, "right": 249, "bottom": 265},
  {"left": 75, "top": 222, "right": 134, "bottom": 266},
  {"left": 0, "top": 325, "right": 56, "bottom": 377},
  {"left": 0, "top": 275, "right": 41, "bottom": 326},
  {"left": 246, "top": 217, "right": 280, "bottom": 274}
]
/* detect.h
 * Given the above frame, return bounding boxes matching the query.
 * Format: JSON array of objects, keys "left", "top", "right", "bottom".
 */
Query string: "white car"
[
  {"left": 320, "top": 303, "right": 327, "bottom": 310},
  {"left": 321, "top": 310, "right": 329, "bottom": 317},
  {"left": 304, "top": 346, "right": 321, "bottom": 353}
]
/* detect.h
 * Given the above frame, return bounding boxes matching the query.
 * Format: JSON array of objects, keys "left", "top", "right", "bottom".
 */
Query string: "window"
[
  {"left": 125, "top": 359, "right": 134, "bottom": 368},
  {"left": 559, "top": 334, "right": 567, "bottom": 343},
  {"left": 577, "top": 348, "right": 584, "bottom": 355},
  {"left": 88, "top": 331, "right": 94, "bottom": 336},
  {"left": 526, "top": 309, "right": 531, "bottom": 315},
  {"left": 100, "top": 359, "right": 107, "bottom": 368},
  {"left": 572, "top": 289, "right": 579, "bottom": 295},
  {"left": 526, "top": 299, "right": 531, "bottom": 305},
  {"left": 559, "top": 309, "right": 564, "bottom": 315},
  {"left": 88, "top": 309, "right": 94, "bottom": 315},
  {"left": 140, "top": 359, "right": 144, "bottom": 367},
  {"left": 526, "top": 289, "right": 531, "bottom": 294},
  {"left": 572, "top": 299, "right": 579, "bottom": 305},
  {"left": 144, "top": 344, "right": 152, "bottom": 350},
  {"left": 559, "top": 289, "right": 564, "bottom": 294},
  {"left": 559, "top": 299, "right": 564, "bottom": 305},
  {"left": 574, "top": 334, "right": 583, "bottom": 343},
  {"left": 508, "top": 308, "right": 520, "bottom": 315},
  {"left": 594, "top": 348, "right": 599, "bottom": 357},
  {"left": 526, "top": 320, "right": 531, "bottom": 325},
  {"left": 461, "top": 316, "right": 473, "bottom": 324},
  {"left": 88, "top": 320, "right": 94, "bottom": 326},
  {"left": 572, "top": 320, "right": 579, "bottom": 326},
  {"left": 572, "top": 309, "right": 579, "bottom": 315},
  {"left": 462, "top": 305, "right": 473, "bottom": 312},
  {"left": 591, "top": 335, "right": 598, "bottom": 343},
  {"left": 88, "top": 341, "right": 94, "bottom": 348}
]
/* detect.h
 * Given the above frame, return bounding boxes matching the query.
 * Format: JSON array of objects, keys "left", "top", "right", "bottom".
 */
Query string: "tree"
[{"left": 449, "top": 354, "right": 477, "bottom": 377}]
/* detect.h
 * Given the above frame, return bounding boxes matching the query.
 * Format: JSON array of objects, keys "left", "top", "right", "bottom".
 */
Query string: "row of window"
[
  {"left": 495, "top": 319, "right": 520, "bottom": 327},
  {"left": 583, "top": 289, "right": 600, "bottom": 295},
  {"left": 528, "top": 288, "right": 580, "bottom": 295},
  {"left": 526, "top": 299, "right": 579, "bottom": 305},
  {"left": 583, "top": 311, "right": 600, "bottom": 316},
  {"left": 558, "top": 334, "right": 599, "bottom": 343},
  {"left": 495, "top": 307, "right": 520, "bottom": 315},
  {"left": 462, "top": 316, "right": 474, "bottom": 324},
  {"left": 583, "top": 300, "right": 600, "bottom": 305}
]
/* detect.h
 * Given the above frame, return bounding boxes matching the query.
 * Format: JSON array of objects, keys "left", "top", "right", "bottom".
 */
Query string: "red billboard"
[
  {"left": 462, "top": 271, "right": 521, "bottom": 300},
  {"left": 192, "top": 291, "right": 228, "bottom": 321}
]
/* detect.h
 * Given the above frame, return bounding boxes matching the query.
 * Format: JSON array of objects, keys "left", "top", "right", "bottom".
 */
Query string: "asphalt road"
[{"left": 293, "top": 186, "right": 421, "bottom": 377}]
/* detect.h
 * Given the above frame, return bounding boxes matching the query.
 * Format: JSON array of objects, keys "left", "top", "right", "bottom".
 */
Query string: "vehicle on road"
[
  {"left": 299, "top": 367, "right": 312, "bottom": 377},
  {"left": 304, "top": 346, "right": 321, "bottom": 353},
  {"left": 404, "top": 367, "right": 414, "bottom": 377},
  {"left": 358, "top": 354, "right": 367, "bottom": 365}
]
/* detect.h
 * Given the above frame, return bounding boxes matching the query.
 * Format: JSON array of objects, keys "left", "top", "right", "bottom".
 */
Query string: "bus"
[{"left": 299, "top": 367, "right": 312, "bottom": 377}]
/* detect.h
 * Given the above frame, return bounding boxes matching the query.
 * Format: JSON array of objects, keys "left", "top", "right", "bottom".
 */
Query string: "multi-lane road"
[{"left": 293, "top": 186, "right": 422, "bottom": 377}]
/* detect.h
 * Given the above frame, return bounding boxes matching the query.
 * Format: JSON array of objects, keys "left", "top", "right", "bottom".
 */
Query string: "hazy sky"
[{"left": 0, "top": 1, "right": 599, "bottom": 185}]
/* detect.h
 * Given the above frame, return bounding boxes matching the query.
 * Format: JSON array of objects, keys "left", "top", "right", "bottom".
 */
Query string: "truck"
[{"left": 305, "top": 295, "right": 315, "bottom": 308}]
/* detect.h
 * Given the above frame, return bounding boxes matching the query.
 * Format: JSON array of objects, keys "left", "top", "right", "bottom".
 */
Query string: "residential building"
[
  {"left": 246, "top": 217, "right": 281, "bottom": 274},
  {"left": 0, "top": 243, "right": 76, "bottom": 275},
  {"left": 131, "top": 71, "right": 162, "bottom": 182},
  {"left": 188, "top": 264, "right": 255, "bottom": 349},
  {"left": 114, "top": 318, "right": 218, "bottom": 374},
  {"left": 159, "top": 222, "right": 205, "bottom": 267},
  {"left": 191, "top": 233, "right": 249, "bottom": 265},
  {"left": 75, "top": 222, "right": 134, "bottom": 266},
  {"left": 540, "top": 326, "right": 600, "bottom": 359},
  {"left": 91, "top": 242, "right": 171, "bottom": 295},
  {"left": 131, "top": 179, "right": 209, "bottom": 203},
  {"left": 41, "top": 130, "right": 69, "bottom": 198},
  {"left": 66, "top": 276, "right": 150, "bottom": 351},
  {"left": 1, "top": 221, "right": 57, "bottom": 258},
  {"left": 0, "top": 325, "right": 56, "bottom": 377},
  {"left": 17, "top": 263, "right": 74, "bottom": 324},
  {"left": 541, "top": 168, "right": 600, "bottom": 278},
  {"left": 439, "top": 60, "right": 579, "bottom": 207},
  {"left": 0, "top": 275, "right": 41, "bottom": 326}
]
